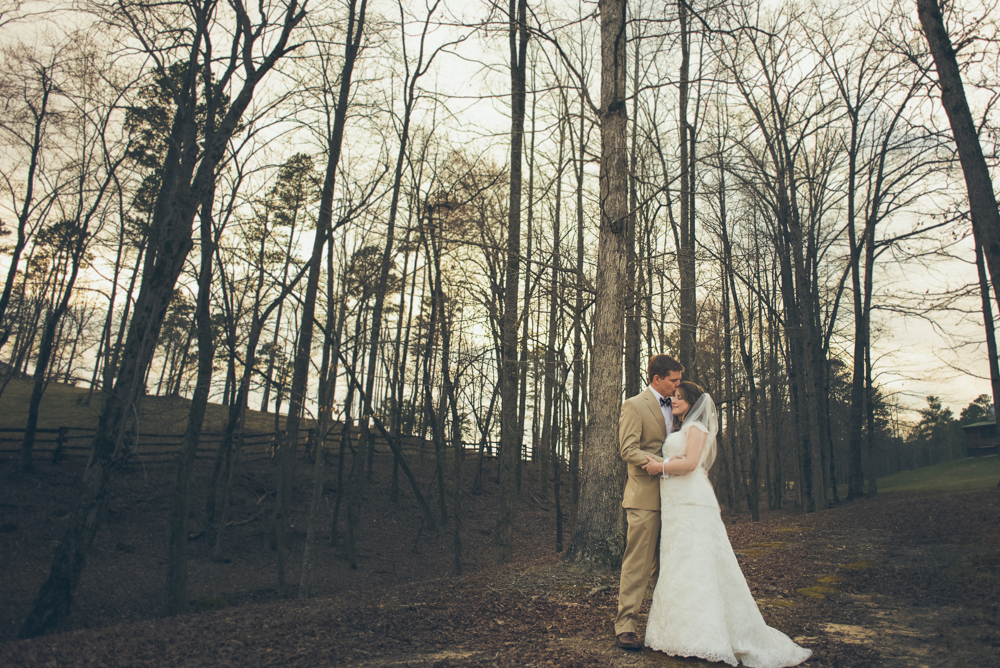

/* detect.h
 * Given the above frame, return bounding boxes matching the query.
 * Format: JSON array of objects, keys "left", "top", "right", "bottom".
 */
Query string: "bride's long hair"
[{"left": 675, "top": 381, "right": 718, "bottom": 471}]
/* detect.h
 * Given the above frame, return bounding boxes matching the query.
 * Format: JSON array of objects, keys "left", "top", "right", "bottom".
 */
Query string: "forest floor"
[{"left": 1, "top": 450, "right": 999, "bottom": 668}]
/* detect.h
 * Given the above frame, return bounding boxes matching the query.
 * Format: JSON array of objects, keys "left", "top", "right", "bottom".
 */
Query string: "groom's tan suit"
[{"left": 614, "top": 388, "right": 670, "bottom": 636}]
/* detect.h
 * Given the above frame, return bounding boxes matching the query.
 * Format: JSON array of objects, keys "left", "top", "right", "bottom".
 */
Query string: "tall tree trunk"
[
  {"left": 330, "top": 313, "right": 364, "bottom": 549},
  {"left": 975, "top": 245, "right": 1000, "bottom": 486},
  {"left": 677, "top": 0, "right": 697, "bottom": 375},
  {"left": 844, "top": 108, "right": 867, "bottom": 501},
  {"left": 297, "top": 242, "right": 343, "bottom": 597},
  {"left": 569, "top": 89, "right": 587, "bottom": 521},
  {"left": 720, "top": 276, "right": 739, "bottom": 512},
  {"left": 165, "top": 185, "right": 216, "bottom": 615},
  {"left": 767, "top": 300, "right": 784, "bottom": 509},
  {"left": 520, "top": 63, "right": 536, "bottom": 484},
  {"left": 432, "top": 228, "right": 460, "bottom": 556},
  {"left": 566, "top": 0, "right": 629, "bottom": 570},
  {"left": 260, "top": 209, "right": 298, "bottom": 413},
  {"left": 539, "top": 103, "right": 565, "bottom": 502},
  {"left": 348, "top": 0, "right": 427, "bottom": 553},
  {"left": 274, "top": 0, "right": 367, "bottom": 595},
  {"left": 86, "top": 210, "right": 132, "bottom": 405},
  {"left": 861, "top": 145, "right": 883, "bottom": 494},
  {"left": 448, "top": 354, "right": 465, "bottom": 573},
  {"left": 424, "top": 222, "right": 448, "bottom": 525},
  {"left": 718, "top": 170, "right": 760, "bottom": 519},
  {"left": 389, "top": 223, "right": 414, "bottom": 501},
  {"left": 496, "top": 0, "right": 529, "bottom": 564},
  {"left": 624, "top": 16, "right": 641, "bottom": 398}
]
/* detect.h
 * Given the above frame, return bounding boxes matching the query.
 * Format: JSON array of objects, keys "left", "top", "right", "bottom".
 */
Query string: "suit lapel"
[{"left": 642, "top": 389, "right": 667, "bottom": 440}]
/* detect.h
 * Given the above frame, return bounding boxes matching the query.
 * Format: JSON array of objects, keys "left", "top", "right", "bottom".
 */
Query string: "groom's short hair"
[{"left": 648, "top": 354, "right": 684, "bottom": 381}]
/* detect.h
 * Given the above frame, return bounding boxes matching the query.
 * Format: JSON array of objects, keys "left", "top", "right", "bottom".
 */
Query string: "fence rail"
[{"left": 0, "top": 424, "right": 453, "bottom": 464}]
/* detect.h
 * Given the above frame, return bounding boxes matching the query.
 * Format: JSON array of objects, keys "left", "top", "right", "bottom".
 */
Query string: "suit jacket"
[{"left": 619, "top": 388, "right": 669, "bottom": 511}]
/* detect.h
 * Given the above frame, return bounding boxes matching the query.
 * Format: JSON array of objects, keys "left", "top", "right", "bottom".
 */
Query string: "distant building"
[{"left": 960, "top": 420, "right": 999, "bottom": 457}]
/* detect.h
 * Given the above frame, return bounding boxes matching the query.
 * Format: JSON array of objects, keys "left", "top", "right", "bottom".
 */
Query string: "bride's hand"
[{"left": 642, "top": 454, "right": 664, "bottom": 475}]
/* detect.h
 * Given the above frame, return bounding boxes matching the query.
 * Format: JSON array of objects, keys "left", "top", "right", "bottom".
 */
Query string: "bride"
[{"left": 641, "top": 381, "right": 812, "bottom": 668}]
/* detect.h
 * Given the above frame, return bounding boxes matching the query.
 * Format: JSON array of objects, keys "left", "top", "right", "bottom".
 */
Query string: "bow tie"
[{"left": 659, "top": 396, "right": 672, "bottom": 407}]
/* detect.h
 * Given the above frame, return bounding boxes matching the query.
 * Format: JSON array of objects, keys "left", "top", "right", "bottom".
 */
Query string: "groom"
[{"left": 615, "top": 353, "right": 683, "bottom": 650}]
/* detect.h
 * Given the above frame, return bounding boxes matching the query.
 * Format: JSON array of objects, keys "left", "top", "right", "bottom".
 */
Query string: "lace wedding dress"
[{"left": 644, "top": 426, "right": 812, "bottom": 668}]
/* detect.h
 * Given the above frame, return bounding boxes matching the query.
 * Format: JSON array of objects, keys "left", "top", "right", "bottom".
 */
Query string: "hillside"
[{"left": 0, "top": 378, "right": 288, "bottom": 434}]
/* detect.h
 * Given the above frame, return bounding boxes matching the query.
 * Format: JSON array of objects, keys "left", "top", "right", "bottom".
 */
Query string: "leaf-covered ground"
[{"left": 2, "top": 454, "right": 998, "bottom": 667}]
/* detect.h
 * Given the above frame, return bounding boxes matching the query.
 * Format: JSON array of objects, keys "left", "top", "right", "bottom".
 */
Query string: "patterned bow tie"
[{"left": 659, "top": 396, "right": 672, "bottom": 407}]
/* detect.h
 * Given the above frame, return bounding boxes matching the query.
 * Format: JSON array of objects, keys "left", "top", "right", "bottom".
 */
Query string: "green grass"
[
  {"left": 874, "top": 455, "right": 999, "bottom": 493},
  {"left": 0, "top": 378, "right": 291, "bottom": 435},
  {"left": 836, "top": 455, "right": 1000, "bottom": 496}
]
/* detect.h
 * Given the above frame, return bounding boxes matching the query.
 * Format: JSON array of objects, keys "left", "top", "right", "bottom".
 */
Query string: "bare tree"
[{"left": 19, "top": 0, "right": 306, "bottom": 637}]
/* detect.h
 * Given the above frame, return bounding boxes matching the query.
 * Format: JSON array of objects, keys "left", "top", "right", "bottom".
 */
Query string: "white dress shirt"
[
  {"left": 649, "top": 385, "right": 675, "bottom": 436},
  {"left": 649, "top": 385, "right": 675, "bottom": 478}
]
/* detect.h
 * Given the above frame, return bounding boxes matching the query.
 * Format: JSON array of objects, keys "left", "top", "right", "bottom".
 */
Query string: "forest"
[{"left": 1, "top": 0, "right": 998, "bottom": 643}]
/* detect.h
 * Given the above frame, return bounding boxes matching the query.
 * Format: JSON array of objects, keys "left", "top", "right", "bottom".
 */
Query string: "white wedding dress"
[{"left": 644, "top": 428, "right": 812, "bottom": 667}]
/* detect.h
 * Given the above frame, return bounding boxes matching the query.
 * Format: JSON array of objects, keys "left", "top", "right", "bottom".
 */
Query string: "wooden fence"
[{"left": 0, "top": 424, "right": 447, "bottom": 465}]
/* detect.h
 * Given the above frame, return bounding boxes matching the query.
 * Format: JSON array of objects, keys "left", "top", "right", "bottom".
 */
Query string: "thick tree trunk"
[{"left": 566, "top": 0, "right": 629, "bottom": 570}]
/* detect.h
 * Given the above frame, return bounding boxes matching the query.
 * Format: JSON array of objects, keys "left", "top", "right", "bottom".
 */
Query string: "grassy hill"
[
  {"left": 873, "top": 455, "right": 999, "bottom": 493},
  {"left": 835, "top": 455, "right": 1000, "bottom": 497},
  {"left": 0, "top": 377, "right": 289, "bottom": 435}
]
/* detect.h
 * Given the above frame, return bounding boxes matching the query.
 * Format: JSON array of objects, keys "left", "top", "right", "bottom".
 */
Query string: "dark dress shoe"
[{"left": 617, "top": 632, "right": 642, "bottom": 650}]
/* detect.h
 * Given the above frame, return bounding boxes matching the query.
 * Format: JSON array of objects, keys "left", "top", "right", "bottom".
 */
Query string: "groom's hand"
[
  {"left": 643, "top": 455, "right": 686, "bottom": 476},
  {"left": 642, "top": 454, "right": 664, "bottom": 475}
]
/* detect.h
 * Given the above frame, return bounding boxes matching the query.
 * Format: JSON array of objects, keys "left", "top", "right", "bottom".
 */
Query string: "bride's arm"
[{"left": 642, "top": 427, "right": 706, "bottom": 476}]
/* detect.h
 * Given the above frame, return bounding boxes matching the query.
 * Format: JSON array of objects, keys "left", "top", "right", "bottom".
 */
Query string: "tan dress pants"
[{"left": 614, "top": 508, "right": 661, "bottom": 635}]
